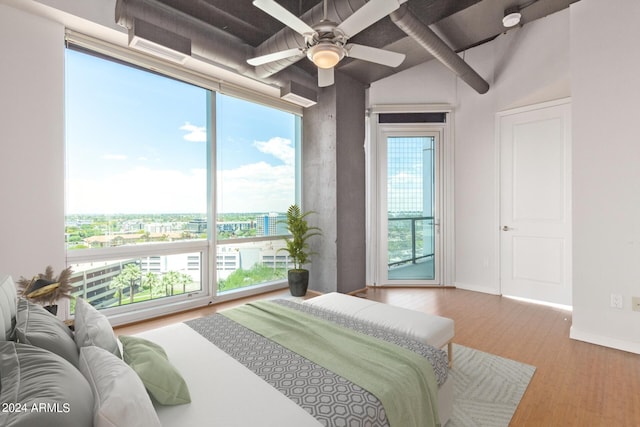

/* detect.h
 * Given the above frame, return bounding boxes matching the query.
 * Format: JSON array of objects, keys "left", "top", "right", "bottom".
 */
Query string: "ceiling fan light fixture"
[
  {"left": 502, "top": 7, "right": 522, "bottom": 28},
  {"left": 308, "top": 43, "right": 344, "bottom": 69}
]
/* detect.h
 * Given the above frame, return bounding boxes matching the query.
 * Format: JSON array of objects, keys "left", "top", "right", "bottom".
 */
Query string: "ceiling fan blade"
[
  {"left": 336, "top": 0, "right": 401, "bottom": 38},
  {"left": 253, "top": 0, "right": 314, "bottom": 36},
  {"left": 247, "top": 48, "right": 303, "bottom": 66},
  {"left": 318, "top": 67, "right": 334, "bottom": 87},
  {"left": 346, "top": 44, "right": 406, "bottom": 68}
]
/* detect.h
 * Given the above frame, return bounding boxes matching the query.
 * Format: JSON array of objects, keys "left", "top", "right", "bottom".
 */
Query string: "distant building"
[
  {"left": 144, "top": 222, "right": 174, "bottom": 234},
  {"left": 187, "top": 218, "right": 207, "bottom": 233},
  {"left": 255, "top": 213, "right": 287, "bottom": 236},
  {"left": 216, "top": 220, "right": 253, "bottom": 234},
  {"left": 65, "top": 219, "right": 93, "bottom": 227},
  {"left": 120, "top": 220, "right": 145, "bottom": 232},
  {"left": 83, "top": 232, "right": 186, "bottom": 248}
]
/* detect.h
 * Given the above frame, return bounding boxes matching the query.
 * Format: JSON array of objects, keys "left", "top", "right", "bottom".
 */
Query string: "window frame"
[
  {"left": 67, "top": 240, "right": 212, "bottom": 322},
  {"left": 64, "top": 34, "right": 303, "bottom": 325}
]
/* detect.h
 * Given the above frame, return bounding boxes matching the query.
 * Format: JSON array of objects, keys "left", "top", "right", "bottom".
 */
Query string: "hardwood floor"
[
  {"left": 114, "top": 287, "right": 640, "bottom": 426},
  {"left": 364, "top": 287, "right": 640, "bottom": 427}
]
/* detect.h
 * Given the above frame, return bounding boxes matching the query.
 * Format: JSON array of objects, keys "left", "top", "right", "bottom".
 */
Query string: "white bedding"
[
  {"left": 137, "top": 323, "right": 322, "bottom": 427},
  {"left": 137, "top": 310, "right": 453, "bottom": 427}
]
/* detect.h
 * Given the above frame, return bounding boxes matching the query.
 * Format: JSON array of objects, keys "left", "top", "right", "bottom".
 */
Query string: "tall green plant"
[{"left": 279, "top": 204, "right": 322, "bottom": 270}]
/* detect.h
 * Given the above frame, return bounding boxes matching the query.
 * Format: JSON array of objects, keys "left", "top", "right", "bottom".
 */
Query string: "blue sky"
[{"left": 65, "top": 49, "right": 297, "bottom": 215}]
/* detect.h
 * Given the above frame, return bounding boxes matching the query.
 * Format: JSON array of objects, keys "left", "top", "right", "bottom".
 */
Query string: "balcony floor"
[{"left": 388, "top": 258, "right": 435, "bottom": 280}]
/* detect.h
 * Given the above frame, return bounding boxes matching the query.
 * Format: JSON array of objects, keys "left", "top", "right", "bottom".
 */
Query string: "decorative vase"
[{"left": 288, "top": 269, "right": 309, "bottom": 297}]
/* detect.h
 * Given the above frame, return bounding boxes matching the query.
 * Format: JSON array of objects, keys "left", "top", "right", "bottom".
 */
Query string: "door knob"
[{"left": 502, "top": 225, "right": 511, "bottom": 231}]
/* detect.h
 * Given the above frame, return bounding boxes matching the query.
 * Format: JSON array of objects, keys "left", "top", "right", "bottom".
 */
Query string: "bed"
[{"left": 0, "top": 274, "right": 452, "bottom": 427}]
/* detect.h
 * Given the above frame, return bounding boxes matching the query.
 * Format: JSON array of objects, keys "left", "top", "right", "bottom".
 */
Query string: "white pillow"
[
  {"left": 79, "top": 346, "right": 161, "bottom": 427},
  {"left": 0, "top": 274, "right": 17, "bottom": 341},
  {"left": 1, "top": 341, "right": 93, "bottom": 427},
  {"left": 74, "top": 297, "right": 121, "bottom": 358},
  {"left": 15, "top": 298, "right": 79, "bottom": 366}
]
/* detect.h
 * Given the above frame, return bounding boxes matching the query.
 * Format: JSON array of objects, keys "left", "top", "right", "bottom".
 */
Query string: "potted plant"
[
  {"left": 17, "top": 266, "right": 74, "bottom": 315},
  {"left": 278, "top": 204, "right": 322, "bottom": 296}
]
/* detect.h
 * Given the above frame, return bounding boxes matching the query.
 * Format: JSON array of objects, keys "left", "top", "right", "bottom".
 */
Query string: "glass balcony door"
[{"left": 378, "top": 129, "right": 441, "bottom": 285}]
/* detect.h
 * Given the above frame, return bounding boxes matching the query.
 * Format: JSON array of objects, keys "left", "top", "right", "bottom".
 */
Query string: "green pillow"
[{"left": 119, "top": 335, "right": 191, "bottom": 405}]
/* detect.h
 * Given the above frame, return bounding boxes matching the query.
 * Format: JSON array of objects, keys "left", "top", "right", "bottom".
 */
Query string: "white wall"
[
  {"left": 370, "top": 0, "right": 640, "bottom": 354},
  {"left": 0, "top": 5, "right": 65, "bottom": 279},
  {"left": 570, "top": 0, "right": 640, "bottom": 353},
  {"left": 370, "top": 9, "right": 571, "bottom": 294}
]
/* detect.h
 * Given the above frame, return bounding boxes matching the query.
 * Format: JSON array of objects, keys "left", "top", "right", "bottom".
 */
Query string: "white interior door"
[{"left": 499, "top": 99, "right": 572, "bottom": 306}]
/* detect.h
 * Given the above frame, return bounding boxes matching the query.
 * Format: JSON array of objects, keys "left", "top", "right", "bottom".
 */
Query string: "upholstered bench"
[{"left": 303, "top": 292, "right": 455, "bottom": 367}]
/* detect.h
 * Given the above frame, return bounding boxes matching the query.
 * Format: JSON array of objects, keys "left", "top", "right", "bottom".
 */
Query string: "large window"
[
  {"left": 215, "top": 94, "right": 300, "bottom": 293},
  {"left": 65, "top": 47, "right": 300, "bottom": 319}
]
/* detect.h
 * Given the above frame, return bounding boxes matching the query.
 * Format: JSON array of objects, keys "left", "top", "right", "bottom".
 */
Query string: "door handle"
[{"left": 502, "top": 225, "right": 512, "bottom": 231}]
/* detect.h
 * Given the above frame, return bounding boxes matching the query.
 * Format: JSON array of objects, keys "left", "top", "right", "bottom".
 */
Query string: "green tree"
[
  {"left": 142, "top": 272, "right": 161, "bottom": 299},
  {"left": 161, "top": 271, "right": 189, "bottom": 296},
  {"left": 177, "top": 272, "right": 192, "bottom": 294},
  {"left": 110, "top": 274, "right": 127, "bottom": 306},
  {"left": 115, "top": 263, "right": 142, "bottom": 304},
  {"left": 162, "top": 271, "right": 177, "bottom": 296}
]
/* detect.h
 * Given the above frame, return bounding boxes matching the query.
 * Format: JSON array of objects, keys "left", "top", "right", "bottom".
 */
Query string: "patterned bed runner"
[{"left": 186, "top": 299, "right": 447, "bottom": 427}]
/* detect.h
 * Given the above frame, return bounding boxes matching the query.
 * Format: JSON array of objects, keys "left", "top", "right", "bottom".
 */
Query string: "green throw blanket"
[{"left": 222, "top": 300, "right": 440, "bottom": 427}]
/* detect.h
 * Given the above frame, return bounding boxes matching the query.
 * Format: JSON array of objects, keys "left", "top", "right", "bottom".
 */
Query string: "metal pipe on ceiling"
[
  {"left": 390, "top": 4, "right": 489, "bottom": 94},
  {"left": 114, "top": 0, "right": 489, "bottom": 97},
  {"left": 114, "top": 0, "right": 316, "bottom": 91}
]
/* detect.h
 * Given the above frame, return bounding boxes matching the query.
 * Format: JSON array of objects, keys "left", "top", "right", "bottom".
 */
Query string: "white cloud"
[
  {"left": 217, "top": 161, "right": 294, "bottom": 213},
  {"left": 67, "top": 167, "right": 207, "bottom": 214},
  {"left": 180, "top": 122, "right": 207, "bottom": 142},
  {"left": 389, "top": 171, "right": 423, "bottom": 187},
  {"left": 68, "top": 136, "right": 297, "bottom": 214},
  {"left": 387, "top": 172, "right": 426, "bottom": 212},
  {"left": 254, "top": 137, "right": 294, "bottom": 165},
  {"left": 102, "top": 154, "right": 127, "bottom": 160},
  {"left": 214, "top": 137, "right": 296, "bottom": 212}
]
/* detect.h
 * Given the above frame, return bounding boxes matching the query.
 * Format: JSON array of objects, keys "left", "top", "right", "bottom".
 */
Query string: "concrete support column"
[{"left": 302, "top": 71, "right": 366, "bottom": 294}]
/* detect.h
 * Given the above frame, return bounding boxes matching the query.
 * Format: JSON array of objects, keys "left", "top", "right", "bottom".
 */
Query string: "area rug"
[{"left": 447, "top": 344, "right": 536, "bottom": 427}]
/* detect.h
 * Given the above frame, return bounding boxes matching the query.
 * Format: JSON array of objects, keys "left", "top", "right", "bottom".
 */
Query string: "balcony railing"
[{"left": 388, "top": 216, "right": 434, "bottom": 267}]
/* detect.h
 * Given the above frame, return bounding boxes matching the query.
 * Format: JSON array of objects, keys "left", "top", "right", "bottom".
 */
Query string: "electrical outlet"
[
  {"left": 610, "top": 293, "right": 623, "bottom": 309},
  {"left": 632, "top": 297, "right": 640, "bottom": 312}
]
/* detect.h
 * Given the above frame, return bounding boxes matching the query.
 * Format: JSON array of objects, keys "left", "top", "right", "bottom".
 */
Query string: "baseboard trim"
[
  {"left": 453, "top": 281, "right": 500, "bottom": 295},
  {"left": 570, "top": 326, "right": 640, "bottom": 355},
  {"left": 367, "top": 285, "right": 456, "bottom": 289}
]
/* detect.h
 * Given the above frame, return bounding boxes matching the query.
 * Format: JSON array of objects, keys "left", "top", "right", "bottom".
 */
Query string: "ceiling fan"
[{"left": 247, "top": 0, "right": 406, "bottom": 87}]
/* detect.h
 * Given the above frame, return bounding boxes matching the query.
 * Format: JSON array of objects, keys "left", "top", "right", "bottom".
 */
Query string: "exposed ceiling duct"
[
  {"left": 390, "top": 4, "right": 489, "bottom": 94},
  {"left": 114, "top": 0, "right": 490, "bottom": 102},
  {"left": 115, "top": 0, "right": 318, "bottom": 103}
]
